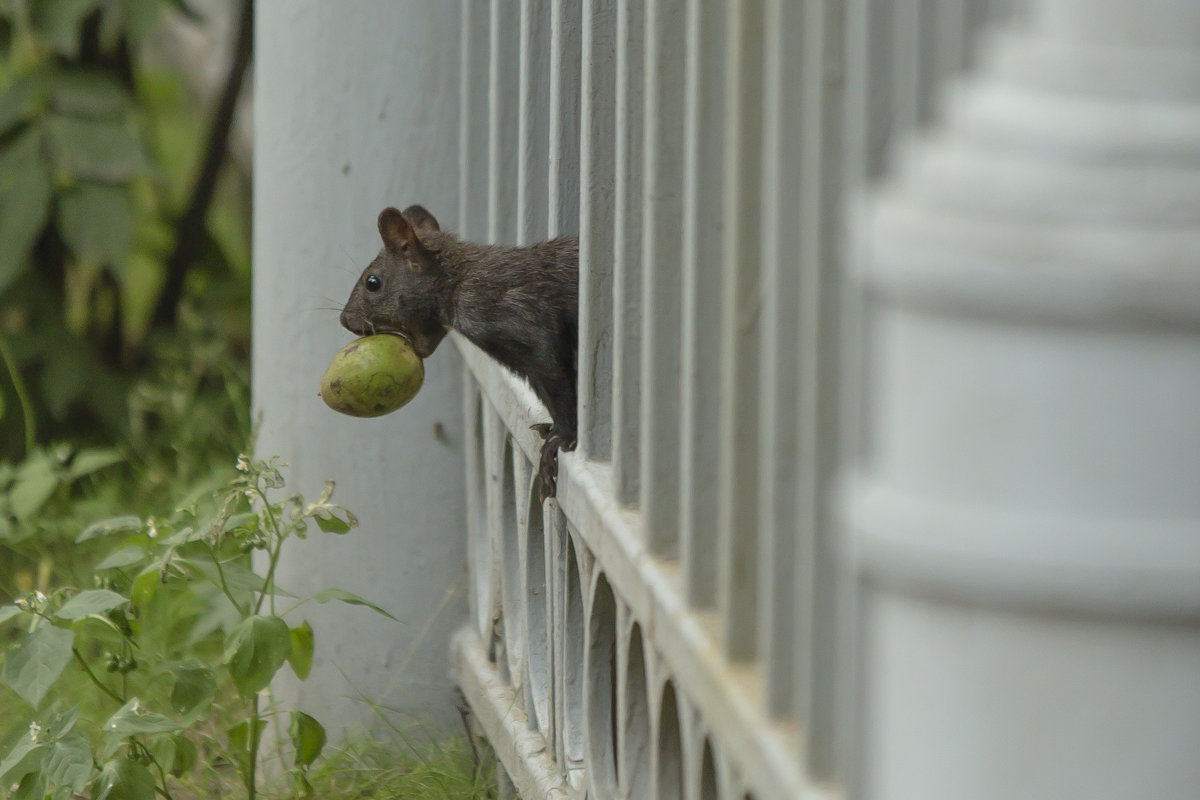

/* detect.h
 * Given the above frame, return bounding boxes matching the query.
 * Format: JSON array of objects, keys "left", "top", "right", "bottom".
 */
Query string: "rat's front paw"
[{"left": 538, "top": 436, "right": 561, "bottom": 498}]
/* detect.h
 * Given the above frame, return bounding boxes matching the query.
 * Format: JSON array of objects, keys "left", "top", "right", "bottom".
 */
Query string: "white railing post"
[{"left": 846, "top": 1, "right": 1200, "bottom": 798}]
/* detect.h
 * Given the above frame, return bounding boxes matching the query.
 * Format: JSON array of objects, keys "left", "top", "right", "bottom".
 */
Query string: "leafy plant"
[
  {"left": 0, "top": 0, "right": 252, "bottom": 459},
  {"left": 0, "top": 312, "right": 250, "bottom": 609},
  {"left": 0, "top": 455, "right": 392, "bottom": 800}
]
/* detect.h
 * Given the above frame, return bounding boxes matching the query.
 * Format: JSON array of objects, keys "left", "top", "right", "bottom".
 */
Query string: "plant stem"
[
  {"left": 252, "top": 487, "right": 285, "bottom": 617},
  {"left": 0, "top": 332, "right": 37, "bottom": 456},
  {"left": 72, "top": 648, "right": 124, "bottom": 705},
  {"left": 247, "top": 695, "right": 259, "bottom": 800},
  {"left": 253, "top": 534, "right": 285, "bottom": 617},
  {"left": 209, "top": 543, "right": 248, "bottom": 616},
  {"left": 150, "top": 754, "right": 176, "bottom": 800}
]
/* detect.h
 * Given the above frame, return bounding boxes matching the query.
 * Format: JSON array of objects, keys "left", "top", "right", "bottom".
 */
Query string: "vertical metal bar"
[
  {"left": 577, "top": 0, "right": 617, "bottom": 459},
  {"left": 935, "top": 0, "right": 971, "bottom": 76},
  {"left": 639, "top": 0, "right": 686, "bottom": 555},
  {"left": 757, "top": 0, "right": 802, "bottom": 721},
  {"left": 804, "top": 0, "right": 848, "bottom": 781},
  {"left": 518, "top": 0, "right": 551, "bottom": 244},
  {"left": 892, "top": 0, "right": 923, "bottom": 135},
  {"left": 839, "top": 0, "right": 874, "bottom": 786},
  {"left": 459, "top": 0, "right": 470, "bottom": 235},
  {"left": 917, "top": 0, "right": 942, "bottom": 124},
  {"left": 679, "top": 0, "right": 726, "bottom": 608},
  {"left": 461, "top": 0, "right": 490, "bottom": 240},
  {"left": 549, "top": 0, "right": 583, "bottom": 239},
  {"left": 489, "top": 0, "right": 520, "bottom": 244},
  {"left": 717, "top": 0, "right": 765, "bottom": 662},
  {"left": 610, "top": 0, "right": 646, "bottom": 507},
  {"left": 859, "top": 0, "right": 896, "bottom": 182}
]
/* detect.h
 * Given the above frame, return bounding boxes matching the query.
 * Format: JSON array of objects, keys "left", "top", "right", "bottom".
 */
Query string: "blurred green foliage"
[
  {"left": 0, "top": 0, "right": 251, "bottom": 459},
  {"left": 0, "top": 0, "right": 252, "bottom": 603}
]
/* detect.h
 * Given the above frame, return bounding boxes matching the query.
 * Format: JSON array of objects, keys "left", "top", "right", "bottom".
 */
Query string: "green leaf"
[
  {"left": 0, "top": 734, "right": 46, "bottom": 784},
  {"left": 0, "top": 153, "right": 51, "bottom": 291},
  {"left": 223, "top": 615, "right": 291, "bottom": 697},
  {"left": 288, "top": 712, "right": 326, "bottom": 768},
  {"left": 92, "top": 758, "right": 155, "bottom": 800},
  {"left": 2, "top": 625, "right": 75, "bottom": 707},
  {"left": 66, "top": 448, "right": 124, "bottom": 480},
  {"left": 115, "top": 249, "right": 165, "bottom": 348},
  {"left": 55, "top": 589, "right": 128, "bottom": 621},
  {"left": 311, "top": 588, "right": 399, "bottom": 622},
  {"left": 9, "top": 451, "right": 59, "bottom": 522},
  {"left": 30, "top": 0, "right": 102, "bottom": 56},
  {"left": 0, "top": 605, "right": 25, "bottom": 625},
  {"left": 222, "top": 511, "right": 258, "bottom": 534},
  {"left": 46, "top": 706, "right": 80, "bottom": 739},
  {"left": 0, "top": 74, "right": 43, "bottom": 136},
  {"left": 168, "top": 735, "right": 197, "bottom": 777},
  {"left": 292, "top": 771, "right": 314, "bottom": 800},
  {"left": 77, "top": 515, "right": 142, "bottom": 543},
  {"left": 94, "top": 546, "right": 146, "bottom": 571},
  {"left": 201, "top": 558, "right": 264, "bottom": 594},
  {"left": 313, "top": 513, "right": 351, "bottom": 534},
  {"left": 169, "top": 662, "right": 215, "bottom": 715},
  {"left": 288, "top": 621, "right": 314, "bottom": 680},
  {"left": 46, "top": 70, "right": 131, "bottom": 120},
  {"left": 13, "top": 769, "right": 47, "bottom": 800},
  {"left": 58, "top": 182, "right": 133, "bottom": 265},
  {"left": 44, "top": 115, "right": 150, "bottom": 182},
  {"left": 159, "top": 525, "right": 199, "bottom": 546},
  {"left": 226, "top": 718, "right": 266, "bottom": 778},
  {"left": 208, "top": 169, "right": 250, "bottom": 275},
  {"left": 146, "top": 736, "right": 177, "bottom": 776},
  {"left": 103, "top": 698, "right": 184, "bottom": 736},
  {"left": 43, "top": 731, "right": 91, "bottom": 791}
]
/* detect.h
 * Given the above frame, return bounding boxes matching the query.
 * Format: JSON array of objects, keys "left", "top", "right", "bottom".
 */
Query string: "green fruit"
[{"left": 319, "top": 334, "right": 424, "bottom": 417}]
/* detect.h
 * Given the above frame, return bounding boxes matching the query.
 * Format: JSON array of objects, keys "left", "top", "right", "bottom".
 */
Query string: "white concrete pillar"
[
  {"left": 846, "top": 1, "right": 1200, "bottom": 798},
  {"left": 253, "top": 1, "right": 465, "bottom": 735}
]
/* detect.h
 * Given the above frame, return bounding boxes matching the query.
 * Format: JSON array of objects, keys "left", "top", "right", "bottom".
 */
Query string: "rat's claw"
[{"left": 538, "top": 438, "right": 560, "bottom": 499}]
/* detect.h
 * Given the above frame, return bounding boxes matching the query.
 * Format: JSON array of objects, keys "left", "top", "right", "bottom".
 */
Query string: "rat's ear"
[
  {"left": 378, "top": 207, "right": 416, "bottom": 254},
  {"left": 402, "top": 205, "right": 441, "bottom": 238}
]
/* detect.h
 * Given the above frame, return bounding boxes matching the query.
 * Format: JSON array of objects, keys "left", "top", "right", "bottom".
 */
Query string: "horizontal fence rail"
[{"left": 451, "top": 0, "right": 1012, "bottom": 798}]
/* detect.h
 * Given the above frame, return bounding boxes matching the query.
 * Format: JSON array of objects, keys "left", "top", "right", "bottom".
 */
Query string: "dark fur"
[{"left": 340, "top": 205, "right": 578, "bottom": 494}]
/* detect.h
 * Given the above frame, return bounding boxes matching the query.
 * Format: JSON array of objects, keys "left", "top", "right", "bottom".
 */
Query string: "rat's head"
[{"left": 340, "top": 205, "right": 449, "bottom": 358}]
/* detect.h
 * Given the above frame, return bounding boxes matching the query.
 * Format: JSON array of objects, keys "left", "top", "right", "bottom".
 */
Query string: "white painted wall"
[{"left": 252, "top": 1, "right": 465, "bottom": 736}]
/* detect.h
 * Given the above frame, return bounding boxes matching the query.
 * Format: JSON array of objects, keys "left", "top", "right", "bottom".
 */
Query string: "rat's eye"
[{"left": 364, "top": 274, "right": 382, "bottom": 292}]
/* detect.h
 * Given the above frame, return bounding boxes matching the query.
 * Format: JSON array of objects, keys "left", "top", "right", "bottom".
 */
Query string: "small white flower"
[{"left": 28, "top": 722, "right": 41, "bottom": 743}]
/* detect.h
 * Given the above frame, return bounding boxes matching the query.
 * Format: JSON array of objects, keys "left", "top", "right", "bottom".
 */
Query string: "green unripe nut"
[{"left": 319, "top": 334, "right": 424, "bottom": 418}]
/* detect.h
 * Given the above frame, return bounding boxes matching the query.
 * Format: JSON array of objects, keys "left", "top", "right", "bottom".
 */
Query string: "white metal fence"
[
  {"left": 447, "top": 1, "right": 1200, "bottom": 799},
  {"left": 254, "top": 1, "right": 1200, "bottom": 797},
  {"left": 449, "top": 1, "right": 1015, "bottom": 797}
]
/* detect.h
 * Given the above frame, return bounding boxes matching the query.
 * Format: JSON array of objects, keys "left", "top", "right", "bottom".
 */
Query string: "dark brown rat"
[{"left": 340, "top": 205, "right": 578, "bottom": 496}]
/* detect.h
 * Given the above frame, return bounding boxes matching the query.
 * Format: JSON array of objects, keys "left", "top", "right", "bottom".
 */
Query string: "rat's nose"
[{"left": 339, "top": 309, "right": 361, "bottom": 335}]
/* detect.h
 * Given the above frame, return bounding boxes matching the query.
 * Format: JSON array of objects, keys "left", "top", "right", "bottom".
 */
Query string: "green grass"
[{"left": 296, "top": 734, "right": 497, "bottom": 800}]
